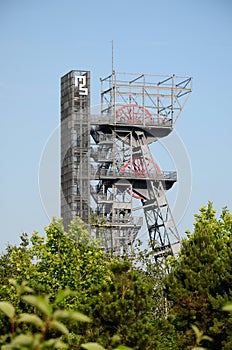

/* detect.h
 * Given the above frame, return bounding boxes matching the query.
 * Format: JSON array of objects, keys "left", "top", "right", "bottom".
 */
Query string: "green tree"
[
  {"left": 0, "top": 218, "right": 162, "bottom": 349},
  {"left": 81, "top": 259, "right": 155, "bottom": 350},
  {"left": 165, "top": 202, "right": 232, "bottom": 349}
]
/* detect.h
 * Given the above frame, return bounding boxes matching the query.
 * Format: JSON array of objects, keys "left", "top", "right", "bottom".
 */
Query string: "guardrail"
[
  {"left": 91, "top": 114, "right": 172, "bottom": 127},
  {"left": 93, "top": 215, "right": 143, "bottom": 227},
  {"left": 91, "top": 167, "right": 177, "bottom": 181}
]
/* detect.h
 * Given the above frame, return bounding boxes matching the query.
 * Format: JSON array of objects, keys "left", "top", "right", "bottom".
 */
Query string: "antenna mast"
[{"left": 112, "top": 40, "right": 114, "bottom": 73}]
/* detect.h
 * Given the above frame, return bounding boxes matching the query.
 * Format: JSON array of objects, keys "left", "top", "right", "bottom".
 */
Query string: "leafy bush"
[{"left": 0, "top": 279, "right": 131, "bottom": 350}]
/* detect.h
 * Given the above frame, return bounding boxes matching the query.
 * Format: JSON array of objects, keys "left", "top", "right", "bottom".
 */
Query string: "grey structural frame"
[{"left": 61, "top": 70, "right": 192, "bottom": 258}]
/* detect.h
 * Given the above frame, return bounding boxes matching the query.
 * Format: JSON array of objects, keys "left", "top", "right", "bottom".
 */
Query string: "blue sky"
[{"left": 1, "top": 0, "right": 232, "bottom": 250}]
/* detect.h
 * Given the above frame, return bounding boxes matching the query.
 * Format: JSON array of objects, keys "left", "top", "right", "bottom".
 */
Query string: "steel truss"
[
  {"left": 90, "top": 71, "right": 192, "bottom": 257},
  {"left": 91, "top": 72, "right": 192, "bottom": 259}
]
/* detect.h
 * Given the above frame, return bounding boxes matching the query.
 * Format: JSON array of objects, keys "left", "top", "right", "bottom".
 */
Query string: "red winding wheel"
[
  {"left": 122, "top": 157, "right": 162, "bottom": 199},
  {"left": 116, "top": 104, "right": 154, "bottom": 124},
  {"left": 122, "top": 157, "right": 161, "bottom": 178}
]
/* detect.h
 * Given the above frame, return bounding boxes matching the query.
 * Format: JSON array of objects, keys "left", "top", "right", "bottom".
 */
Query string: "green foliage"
[
  {"left": 191, "top": 324, "right": 212, "bottom": 349},
  {"left": 0, "top": 283, "right": 91, "bottom": 349},
  {"left": 0, "top": 281, "right": 132, "bottom": 350},
  {"left": 0, "top": 218, "right": 160, "bottom": 349},
  {"left": 222, "top": 302, "right": 232, "bottom": 312},
  {"left": 81, "top": 259, "right": 155, "bottom": 349},
  {"left": 81, "top": 343, "right": 106, "bottom": 350},
  {"left": 165, "top": 202, "right": 232, "bottom": 349},
  {"left": 0, "top": 302, "right": 15, "bottom": 319},
  {"left": 4, "top": 205, "right": 232, "bottom": 349}
]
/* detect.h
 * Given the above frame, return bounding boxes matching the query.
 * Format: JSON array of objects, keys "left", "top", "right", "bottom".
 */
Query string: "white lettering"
[{"left": 74, "top": 75, "right": 88, "bottom": 95}]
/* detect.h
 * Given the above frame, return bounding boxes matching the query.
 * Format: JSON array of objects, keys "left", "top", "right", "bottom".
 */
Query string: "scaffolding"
[{"left": 61, "top": 69, "right": 192, "bottom": 257}]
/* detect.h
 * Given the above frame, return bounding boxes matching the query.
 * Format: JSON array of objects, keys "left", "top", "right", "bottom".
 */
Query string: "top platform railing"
[
  {"left": 97, "top": 71, "right": 192, "bottom": 127},
  {"left": 90, "top": 110, "right": 172, "bottom": 127}
]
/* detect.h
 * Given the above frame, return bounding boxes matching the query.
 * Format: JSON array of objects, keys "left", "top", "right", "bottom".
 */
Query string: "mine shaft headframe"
[{"left": 100, "top": 71, "right": 192, "bottom": 126}]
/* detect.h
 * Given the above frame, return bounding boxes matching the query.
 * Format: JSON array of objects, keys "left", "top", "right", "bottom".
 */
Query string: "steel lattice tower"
[{"left": 61, "top": 70, "right": 192, "bottom": 258}]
